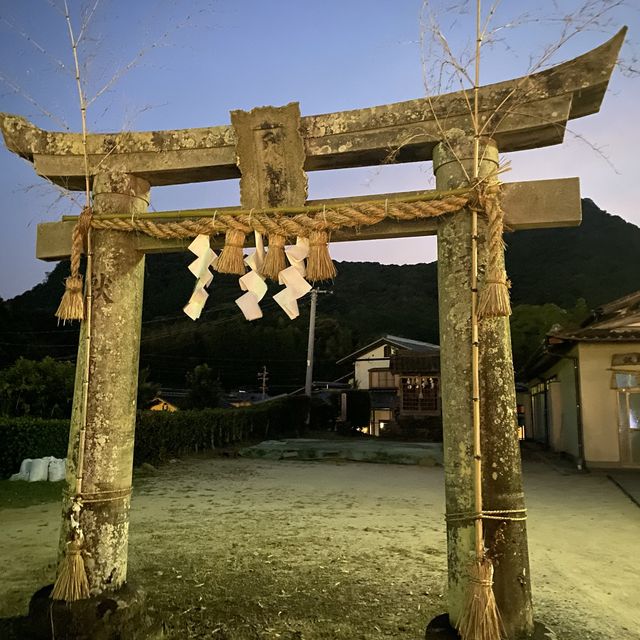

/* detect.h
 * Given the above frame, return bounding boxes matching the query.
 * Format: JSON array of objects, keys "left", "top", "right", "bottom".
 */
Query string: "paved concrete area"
[
  {"left": 240, "top": 438, "right": 443, "bottom": 466},
  {"left": 522, "top": 442, "right": 640, "bottom": 508},
  {"left": 241, "top": 439, "right": 640, "bottom": 508},
  {"left": 606, "top": 470, "right": 640, "bottom": 507}
]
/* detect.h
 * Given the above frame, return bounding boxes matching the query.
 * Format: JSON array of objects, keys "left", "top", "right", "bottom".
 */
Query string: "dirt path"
[{"left": 1, "top": 457, "right": 638, "bottom": 639}]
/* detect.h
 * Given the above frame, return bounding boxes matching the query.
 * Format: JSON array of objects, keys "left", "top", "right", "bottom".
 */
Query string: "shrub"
[
  {"left": 0, "top": 357, "right": 75, "bottom": 418},
  {"left": 0, "top": 396, "right": 310, "bottom": 478}
]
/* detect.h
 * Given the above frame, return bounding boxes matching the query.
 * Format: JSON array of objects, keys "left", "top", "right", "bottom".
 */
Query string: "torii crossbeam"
[{"left": 0, "top": 27, "right": 625, "bottom": 640}]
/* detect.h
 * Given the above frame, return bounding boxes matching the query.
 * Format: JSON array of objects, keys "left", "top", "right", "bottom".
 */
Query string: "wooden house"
[{"left": 337, "top": 335, "right": 441, "bottom": 437}]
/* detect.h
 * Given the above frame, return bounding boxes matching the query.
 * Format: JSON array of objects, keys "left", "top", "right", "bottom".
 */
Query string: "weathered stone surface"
[
  {"left": 0, "top": 29, "right": 625, "bottom": 188},
  {"left": 231, "top": 103, "right": 307, "bottom": 208},
  {"left": 433, "top": 130, "right": 534, "bottom": 636},
  {"left": 479, "top": 308, "right": 534, "bottom": 635},
  {"left": 434, "top": 132, "right": 498, "bottom": 627},
  {"left": 60, "top": 173, "right": 149, "bottom": 596},
  {"left": 28, "top": 583, "right": 162, "bottom": 640}
]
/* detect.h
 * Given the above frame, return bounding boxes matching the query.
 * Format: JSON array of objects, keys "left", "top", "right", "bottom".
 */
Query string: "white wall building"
[{"left": 527, "top": 291, "right": 640, "bottom": 468}]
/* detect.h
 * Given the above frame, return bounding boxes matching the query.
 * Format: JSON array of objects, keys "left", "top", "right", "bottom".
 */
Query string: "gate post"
[
  {"left": 59, "top": 172, "right": 149, "bottom": 595},
  {"left": 433, "top": 130, "right": 534, "bottom": 636}
]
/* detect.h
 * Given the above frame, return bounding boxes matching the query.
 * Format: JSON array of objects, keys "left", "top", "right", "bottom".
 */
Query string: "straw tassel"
[
  {"left": 55, "top": 206, "right": 92, "bottom": 323},
  {"left": 262, "top": 234, "right": 287, "bottom": 280},
  {"left": 457, "top": 556, "right": 504, "bottom": 640},
  {"left": 477, "top": 185, "right": 511, "bottom": 319},
  {"left": 215, "top": 229, "right": 247, "bottom": 275},
  {"left": 51, "top": 535, "right": 90, "bottom": 602},
  {"left": 306, "top": 230, "right": 336, "bottom": 281},
  {"left": 55, "top": 274, "right": 85, "bottom": 323},
  {"left": 51, "top": 496, "right": 90, "bottom": 602}
]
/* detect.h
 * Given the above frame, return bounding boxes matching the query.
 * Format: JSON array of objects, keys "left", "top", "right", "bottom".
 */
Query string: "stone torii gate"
[{"left": 0, "top": 28, "right": 624, "bottom": 639}]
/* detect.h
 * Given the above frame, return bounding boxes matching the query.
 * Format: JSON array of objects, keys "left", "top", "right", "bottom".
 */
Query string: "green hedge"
[
  {"left": 133, "top": 397, "right": 309, "bottom": 464},
  {"left": 0, "top": 396, "right": 309, "bottom": 479},
  {"left": 0, "top": 417, "right": 69, "bottom": 479}
]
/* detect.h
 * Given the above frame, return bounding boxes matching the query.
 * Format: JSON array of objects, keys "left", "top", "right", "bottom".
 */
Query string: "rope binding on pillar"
[{"left": 474, "top": 183, "right": 511, "bottom": 319}]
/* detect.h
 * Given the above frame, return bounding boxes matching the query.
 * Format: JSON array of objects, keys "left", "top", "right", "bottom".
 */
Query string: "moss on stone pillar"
[
  {"left": 60, "top": 172, "right": 150, "bottom": 596},
  {"left": 433, "top": 129, "right": 533, "bottom": 637}
]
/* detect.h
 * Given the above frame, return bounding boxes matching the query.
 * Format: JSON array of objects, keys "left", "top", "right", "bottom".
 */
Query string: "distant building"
[
  {"left": 225, "top": 390, "right": 268, "bottom": 407},
  {"left": 147, "top": 396, "right": 179, "bottom": 412},
  {"left": 525, "top": 291, "right": 640, "bottom": 469},
  {"left": 337, "top": 335, "right": 441, "bottom": 438}
]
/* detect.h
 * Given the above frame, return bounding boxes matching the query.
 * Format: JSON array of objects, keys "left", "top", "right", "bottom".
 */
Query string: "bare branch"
[
  {"left": 63, "top": 0, "right": 91, "bottom": 203},
  {"left": 480, "top": 0, "right": 503, "bottom": 40},
  {"left": 87, "top": 12, "right": 198, "bottom": 108},
  {"left": 0, "top": 70, "right": 69, "bottom": 130},
  {"left": 86, "top": 47, "right": 147, "bottom": 107},
  {"left": 77, "top": 0, "right": 101, "bottom": 45},
  {"left": 45, "top": 0, "right": 65, "bottom": 18},
  {"left": 478, "top": 3, "right": 627, "bottom": 138},
  {"left": 0, "top": 16, "right": 70, "bottom": 76}
]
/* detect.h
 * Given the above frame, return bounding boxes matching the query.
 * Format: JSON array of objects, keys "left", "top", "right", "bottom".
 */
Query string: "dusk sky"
[{"left": 0, "top": 0, "right": 638, "bottom": 300}]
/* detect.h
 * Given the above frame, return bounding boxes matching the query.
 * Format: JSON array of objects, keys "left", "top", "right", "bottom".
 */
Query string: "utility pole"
[
  {"left": 258, "top": 365, "right": 268, "bottom": 400},
  {"left": 304, "top": 289, "right": 329, "bottom": 397}
]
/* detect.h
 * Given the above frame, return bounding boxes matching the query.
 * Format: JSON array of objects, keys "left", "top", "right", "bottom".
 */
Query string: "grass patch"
[{"left": 0, "top": 480, "right": 64, "bottom": 509}]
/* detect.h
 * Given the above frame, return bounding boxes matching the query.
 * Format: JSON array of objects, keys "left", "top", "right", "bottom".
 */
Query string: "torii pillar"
[
  {"left": 433, "top": 131, "right": 533, "bottom": 637},
  {"left": 59, "top": 172, "right": 150, "bottom": 593}
]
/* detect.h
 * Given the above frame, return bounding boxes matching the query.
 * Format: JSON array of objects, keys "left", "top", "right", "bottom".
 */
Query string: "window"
[
  {"left": 611, "top": 371, "right": 640, "bottom": 389},
  {"left": 401, "top": 376, "right": 439, "bottom": 413},
  {"left": 369, "top": 408, "right": 393, "bottom": 437},
  {"left": 629, "top": 393, "right": 640, "bottom": 430},
  {"left": 369, "top": 369, "right": 396, "bottom": 389},
  {"left": 618, "top": 389, "right": 640, "bottom": 464}
]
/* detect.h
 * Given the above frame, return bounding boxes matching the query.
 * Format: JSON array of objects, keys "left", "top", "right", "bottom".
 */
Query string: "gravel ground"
[{"left": 1, "top": 456, "right": 638, "bottom": 639}]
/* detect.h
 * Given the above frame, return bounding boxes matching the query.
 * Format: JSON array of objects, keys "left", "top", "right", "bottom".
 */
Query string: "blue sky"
[{"left": 0, "top": 0, "right": 638, "bottom": 299}]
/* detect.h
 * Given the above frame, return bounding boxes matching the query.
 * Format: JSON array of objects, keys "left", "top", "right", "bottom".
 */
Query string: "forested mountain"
[
  {"left": 505, "top": 199, "right": 640, "bottom": 308},
  {"left": 1, "top": 199, "right": 638, "bottom": 389}
]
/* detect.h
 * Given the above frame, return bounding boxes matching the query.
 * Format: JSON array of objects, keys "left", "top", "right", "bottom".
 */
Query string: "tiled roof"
[
  {"left": 336, "top": 334, "right": 439, "bottom": 364},
  {"left": 383, "top": 335, "right": 440, "bottom": 352},
  {"left": 549, "top": 328, "right": 640, "bottom": 342},
  {"left": 526, "top": 290, "right": 640, "bottom": 379},
  {"left": 549, "top": 290, "right": 640, "bottom": 343}
]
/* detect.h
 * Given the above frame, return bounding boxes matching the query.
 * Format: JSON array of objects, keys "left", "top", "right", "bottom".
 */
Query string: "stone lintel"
[
  {"left": 1, "top": 29, "right": 625, "bottom": 189},
  {"left": 35, "top": 177, "right": 580, "bottom": 261}
]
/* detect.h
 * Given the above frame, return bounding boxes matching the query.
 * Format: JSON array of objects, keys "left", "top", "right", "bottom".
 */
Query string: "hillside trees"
[{"left": 0, "top": 356, "right": 75, "bottom": 418}]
